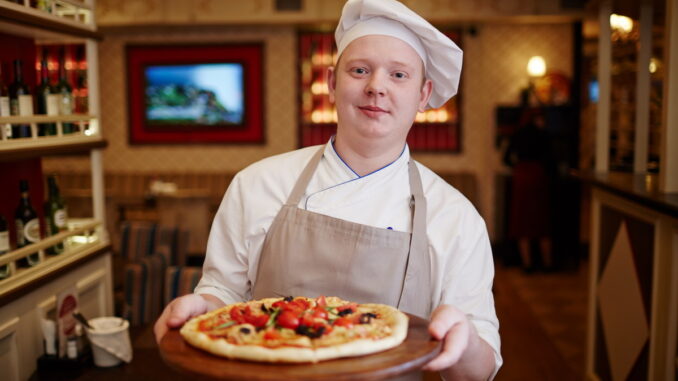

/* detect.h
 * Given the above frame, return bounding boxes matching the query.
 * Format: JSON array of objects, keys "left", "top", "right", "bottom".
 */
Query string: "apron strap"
[
  {"left": 397, "top": 160, "right": 432, "bottom": 316},
  {"left": 286, "top": 146, "right": 325, "bottom": 206}
]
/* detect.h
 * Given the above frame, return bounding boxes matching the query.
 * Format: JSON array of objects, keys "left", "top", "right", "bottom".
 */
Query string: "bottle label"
[
  {"left": 24, "top": 218, "right": 40, "bottom": 243},
  {"left": 0, "top": 96, "right": 10, "bottom": 117},
  {"left": 59, "top": 93, "right": 73, "bottom": 115},
  {"left": 19, "top": 95, "right": 33, "bottom": 116},
  {"left": 10, "top": 98, "right": 19, "bottom": 116},
  {"left": 54, "top": 209, "right": 67, "bottom": 229},
  {"left": 2, "top": 124, "right": 11, "bottom": 139},
  {"left": 46, "top": 94, "right": 59, "bottom": 116},
  {"left": 67, "top": 338, "right": 78, "bottom": 359},
  {"left": 37, "top": 0, "right": 52, "bottom": 12},
  {"left": 0, "top": 231, "right": 8, "bottom": 253}
]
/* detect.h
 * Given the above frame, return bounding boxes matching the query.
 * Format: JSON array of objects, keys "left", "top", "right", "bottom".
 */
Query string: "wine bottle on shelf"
[
  {"left": 56, "top": 48, "right": 75, "bottom": 134},
  {"left": 9, "top": 60, "right": 33, "bottom": 139},
  {"left": 15, "top": 180, "right": 41, "bottom": 267},
  {"left": 0, "top": 62, "right": 11, "bottom": 140},
  {"left": 36, "top": 57, "right": 58, "bottom": 136},
  {"left": 74, "top": 72, "right": 88, "bottom": 115},
  {"left": 74, "top": 45, "right": 88, "bottom": 115},
  {"left": 44, "top": 175, "right": 67, "bottom": 255},
  {"left": 34, "top": 0, "right": 52, "bottom": 13},
  {"left": 0, "top": 215, "right": 10, "bottom": 280}
]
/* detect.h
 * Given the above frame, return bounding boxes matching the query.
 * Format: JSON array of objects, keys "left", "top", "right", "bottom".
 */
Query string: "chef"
[{"left": 155, "top": 0, "right": 501, "bottom": 379}]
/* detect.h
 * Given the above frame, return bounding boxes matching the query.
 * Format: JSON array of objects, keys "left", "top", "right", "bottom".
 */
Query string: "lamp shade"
[{"left": 527, "top": 56, "right": 546, "bottom": 77}]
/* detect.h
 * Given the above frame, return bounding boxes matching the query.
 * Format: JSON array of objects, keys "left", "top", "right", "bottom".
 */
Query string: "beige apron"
[{"left": 252, "top": 146, "right": 432, "bottom": 378}]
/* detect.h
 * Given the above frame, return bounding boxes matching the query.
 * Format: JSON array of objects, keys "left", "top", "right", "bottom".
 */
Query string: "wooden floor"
[
  {"left": 31, "top": 260, "right": 590, "bottom": 380},
  {"left": 494, "top": 262, "right": 588, "bottom": 380}
]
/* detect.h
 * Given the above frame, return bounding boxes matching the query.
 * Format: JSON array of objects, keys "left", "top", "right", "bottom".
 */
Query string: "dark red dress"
[{"left": 504, "top": 123, "right": 553, "bottom": 239}]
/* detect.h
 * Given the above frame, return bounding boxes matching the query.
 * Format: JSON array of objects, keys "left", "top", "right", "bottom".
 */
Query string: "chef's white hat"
[{"left": 335, "top": 0, "right": 463, "bottom": 109}]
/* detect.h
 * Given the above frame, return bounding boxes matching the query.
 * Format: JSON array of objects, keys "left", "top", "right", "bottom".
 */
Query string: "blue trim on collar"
[
  {"left": 330, "top": 136, "right": 407, "bottom": 179},
  {"left": 331, "top": 137, "right": 360, "bottom": 177},
  {"left": 304, "top": 138, "right": 408, "bottom": 209}
]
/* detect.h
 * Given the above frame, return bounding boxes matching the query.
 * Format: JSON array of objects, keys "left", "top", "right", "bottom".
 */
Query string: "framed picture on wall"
[{"left": 126, "top": 43, "right": 264, "bottom": 144}]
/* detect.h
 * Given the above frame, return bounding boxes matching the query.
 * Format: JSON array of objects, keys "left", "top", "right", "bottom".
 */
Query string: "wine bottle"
[
  {"left": 44, "top": 175, "right": 67, "bottom": 255},
  {"left": 56, "top": 48, "right": 75, "bottom": 134},
  {"left": 34, "top": 0, "right": 52, "bottom": 13},
  {"left": 0, "top": 62, "right": 11, "bottom": 140},
  {"left": 74, "top": 45, "right": 88, "bottom": 115},
  {"left": 9, "top": 60, "right": 33, "bottom": 138},
  {"left": 0, "top": 215, "right": 10, "bottom": 280},
  {"left": 74, "top": 72, "right": 88, "bottom": 115},
  {"left": 15, "top": 180, "right": 41, "bottom": 267},
  {"left": 36, "top": 57, "right": 58, "bottom": 136}
]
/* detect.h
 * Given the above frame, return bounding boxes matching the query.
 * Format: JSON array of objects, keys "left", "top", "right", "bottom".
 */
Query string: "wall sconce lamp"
[
  {"left": 521, "top": 56, "right": 546, "bottom": 106},
  {"left": 527, "top": 56, "right": 546, "bottom": 77},
  {"left": 649, "top": 57, "right": 660, "bottom": 74},
  {"left": 610, "top": 13, "right": 635, "bottom": 42},
  {"left": 610, "top": 14, "right": 633, "bottom": 34}
]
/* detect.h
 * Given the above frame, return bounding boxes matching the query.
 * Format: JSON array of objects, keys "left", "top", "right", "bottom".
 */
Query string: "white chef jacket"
[{"left": 195, "top": 139, "right": 502, "bottom": 374}]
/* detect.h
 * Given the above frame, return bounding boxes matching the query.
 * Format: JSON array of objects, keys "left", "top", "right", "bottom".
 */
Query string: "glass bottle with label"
[
  {"left": 56, "top": 48, "right": 75, "bottom": 134},
  {"left": 34, "top": 0, "right": 52, "bottom": 13},
  {"left": 8, "top": 60, "right": 33, "bottom": 138},
  {"left": 44, "top": 175, "right": 67, "bottom": 255},
  {"left": 0, "top": 215, "right": 10, "bottom": 280},
  {"left": 0, "top": 62, "right": 11, "bottom": 139},
  {"left": 74, "top": 45, "right": 88, "bottom": 115},
  {"left": 36, "top": 57, "right": 58, "bottom": 136},
  {"left": 15, "top": 180, "right": 41, "bottom": 267}
]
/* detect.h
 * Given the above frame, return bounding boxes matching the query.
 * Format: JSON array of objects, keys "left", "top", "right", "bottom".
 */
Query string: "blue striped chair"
[
  {"left": 164, "top": 266, "right": 203, "bottom": 306},
  {"left": 119, "top": 221, "right": 157, "bottom": 263},
  {"left": 123, "top": 254, "right": 167, "bottom": 326},
  {"left": 120, "top": 222, "right": 192, "bottom": 326}
]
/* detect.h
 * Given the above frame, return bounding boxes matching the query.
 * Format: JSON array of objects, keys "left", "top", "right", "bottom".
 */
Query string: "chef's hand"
[
  {"left": 422, "top": 304, "right": 495, "bottom": 380},
  {"left": 154, "top": 293, "right": 224, "bottom": 344}
]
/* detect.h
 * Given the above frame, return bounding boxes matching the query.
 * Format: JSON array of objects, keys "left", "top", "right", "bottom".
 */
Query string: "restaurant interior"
[{"left": 0, "top": 0, "right": 677, "bottom": 380}]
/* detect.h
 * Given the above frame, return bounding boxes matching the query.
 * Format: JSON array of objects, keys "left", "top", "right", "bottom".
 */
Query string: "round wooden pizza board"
[{"left": 159, "top": 313, "right": 441, "bottom": 380}]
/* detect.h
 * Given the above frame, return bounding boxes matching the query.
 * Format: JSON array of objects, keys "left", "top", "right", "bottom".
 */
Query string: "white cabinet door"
[{"left": 0, "top": 317, "right": 21, "bottom": 381}]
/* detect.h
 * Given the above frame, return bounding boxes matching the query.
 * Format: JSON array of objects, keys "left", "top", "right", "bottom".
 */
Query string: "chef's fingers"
[
  {"left": 422, "top": 318, "right": 470, "bottom": 371},
  {"left": 154, "top": 305, "right": 172, "bottom": 344},
  {"left": 154, "top": 294, "right": 207, "bottom": 344},
  {"left": 166, "top": 294, "right": 208, "bottom": 327},
  {"left": 427, "top": 304, "right": 464, "bottom": 340}
]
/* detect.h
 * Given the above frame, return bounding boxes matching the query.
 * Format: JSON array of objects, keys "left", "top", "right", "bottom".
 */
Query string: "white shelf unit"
[
  {"left": 0, "top": 0, "right": 96, "bottom": 32},
  {"left": 0, "top": 1, "right": 112, "bottom": 380},
  {"left": 0, "top": 0, "right": 108, "bottom": 287}
]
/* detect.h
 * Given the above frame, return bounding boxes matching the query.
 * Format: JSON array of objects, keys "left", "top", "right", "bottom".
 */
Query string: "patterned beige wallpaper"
[
  {"left": 44, "top": 22, "right": 573, "bottom": 239},
  {"left": 94, "top": 0, "right": 580, "bottom": 26}
]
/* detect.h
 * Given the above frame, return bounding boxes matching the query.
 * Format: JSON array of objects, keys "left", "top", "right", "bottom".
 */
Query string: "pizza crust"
[
  {"left": 180, "top": 298, "right": 409, "bottom": 363},
  {"left": 315, "top": 304, "right": 408, "bottom": 361}
]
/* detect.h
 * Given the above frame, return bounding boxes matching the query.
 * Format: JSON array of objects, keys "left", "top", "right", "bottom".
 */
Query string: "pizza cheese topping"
[
  {"left": 197, "top": 296, "right": 389, "bottom": 347},
  {"left": 180, "top": 296, "right": 409, "bottom": 362}
]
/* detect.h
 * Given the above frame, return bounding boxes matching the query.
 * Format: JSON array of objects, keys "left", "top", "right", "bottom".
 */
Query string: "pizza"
[{"left": 180, "top": 295, "right": 409, "bottom": 363}]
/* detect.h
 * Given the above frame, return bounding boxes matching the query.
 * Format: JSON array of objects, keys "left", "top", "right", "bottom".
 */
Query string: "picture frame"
[{"left": 126, "top": 43, "right": 264, "bottom": 144}]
